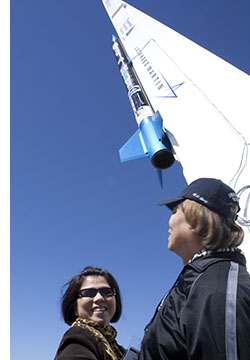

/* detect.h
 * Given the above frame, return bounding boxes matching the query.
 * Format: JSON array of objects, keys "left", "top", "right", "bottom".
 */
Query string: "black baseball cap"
[{"left": 158, "top": 178, "right": 240, "bottom": 219}]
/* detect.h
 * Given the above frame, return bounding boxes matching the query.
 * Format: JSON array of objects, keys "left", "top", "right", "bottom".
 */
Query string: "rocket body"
[
  {"left": 112, "top": 36, "right": 174, "bottom": 170},
  {"left": 112, "top": 36, "right": 153, "bottom": 125}
]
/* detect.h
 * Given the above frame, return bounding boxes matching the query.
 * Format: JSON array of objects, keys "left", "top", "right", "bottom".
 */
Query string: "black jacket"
[{"left": 139, "top": 250, "right": 250, "bottom": 360}]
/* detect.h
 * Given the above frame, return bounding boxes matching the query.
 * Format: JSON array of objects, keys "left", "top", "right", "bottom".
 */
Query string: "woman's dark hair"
[{"left": 61, "top": 266, "right": 122, "bottom": 325}]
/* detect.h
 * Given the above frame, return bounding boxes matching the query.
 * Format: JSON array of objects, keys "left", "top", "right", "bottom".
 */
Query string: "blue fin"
[{"left": 119, "top": 129, "right": 147, "bottom": 162}]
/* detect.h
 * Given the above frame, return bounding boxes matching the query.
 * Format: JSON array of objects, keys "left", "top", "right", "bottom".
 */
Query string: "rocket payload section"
[
  {"left": 112, "top": 35, "right": 153, "bottom": 125},
  {"left": 112, "top": 35, "right": 175, "bottom": 170}
]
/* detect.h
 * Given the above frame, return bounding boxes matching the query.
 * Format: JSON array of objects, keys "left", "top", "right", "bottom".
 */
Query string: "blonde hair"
[{"left": 178, "top": 199, "right": 244, "bottom": 249}]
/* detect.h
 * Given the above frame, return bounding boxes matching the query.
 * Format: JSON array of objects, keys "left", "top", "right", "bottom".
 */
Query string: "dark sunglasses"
[{"left": 78, "top": 287, "right": 116, "bottom": 298}]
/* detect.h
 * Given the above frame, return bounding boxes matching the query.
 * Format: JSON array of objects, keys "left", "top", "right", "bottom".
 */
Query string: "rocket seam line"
[{"left": 111, "top": 3, "right": 126, "bottom": 19}]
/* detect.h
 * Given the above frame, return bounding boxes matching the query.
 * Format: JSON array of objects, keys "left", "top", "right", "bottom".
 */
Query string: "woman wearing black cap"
[{"left": 139, "top": 178, "right": 250, "bottom": 360}]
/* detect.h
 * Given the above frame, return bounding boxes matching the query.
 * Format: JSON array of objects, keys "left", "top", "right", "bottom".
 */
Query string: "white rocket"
[{"left": 102, "top": 0, "right": 250, "bottom": 261}]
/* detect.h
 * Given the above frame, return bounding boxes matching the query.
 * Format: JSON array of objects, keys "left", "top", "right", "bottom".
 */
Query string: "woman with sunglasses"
[{"left": 54, "top": 266, "right": 125, "bottom": 360}]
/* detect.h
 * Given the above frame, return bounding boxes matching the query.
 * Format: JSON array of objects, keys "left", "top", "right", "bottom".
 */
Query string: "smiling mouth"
[{"left": 92, "top": 307, "right": 106, "bottom": 313}]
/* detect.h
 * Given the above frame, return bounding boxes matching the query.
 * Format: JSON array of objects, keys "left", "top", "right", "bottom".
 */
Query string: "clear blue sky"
[{"left": 11, "top": 1, "right": 250, "bottom": 359}]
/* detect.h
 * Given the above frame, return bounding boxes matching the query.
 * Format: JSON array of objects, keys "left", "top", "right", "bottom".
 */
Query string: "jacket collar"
[{"left": 186, "top": 247, "right": 246, "bottom": 272}]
